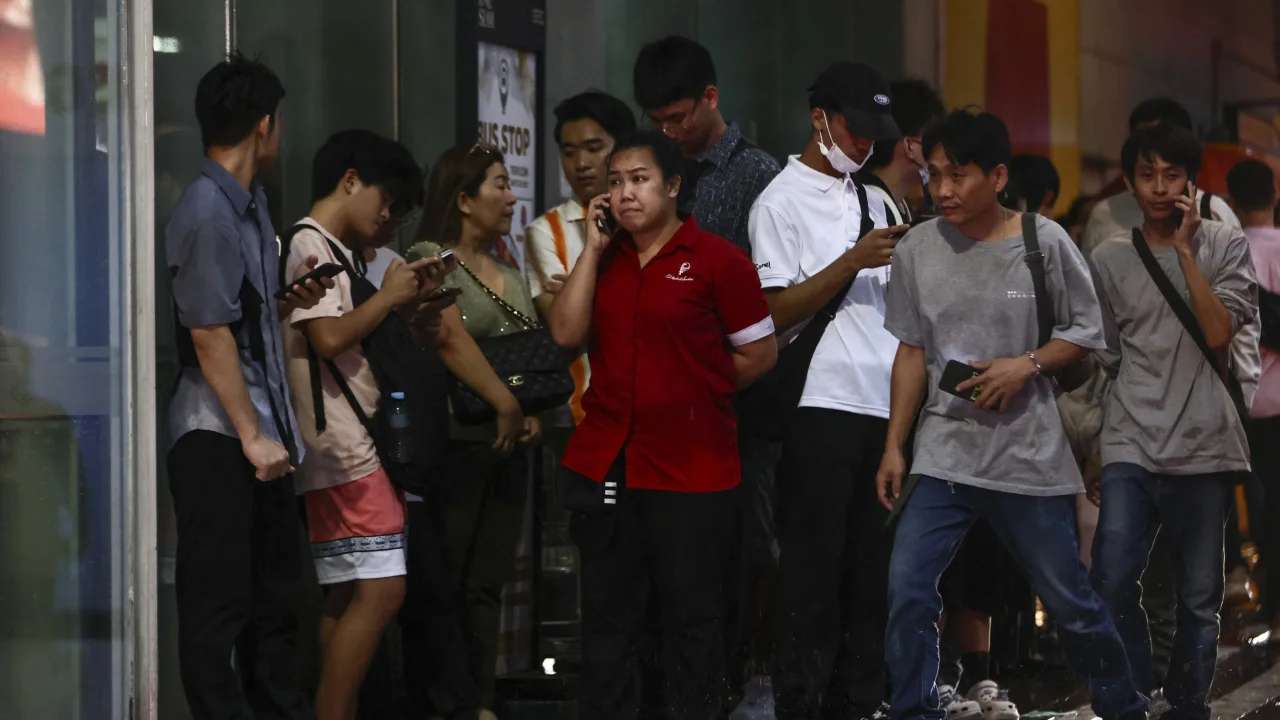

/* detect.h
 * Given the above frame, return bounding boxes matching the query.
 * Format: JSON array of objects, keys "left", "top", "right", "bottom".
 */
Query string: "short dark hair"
[
  {"left": 633, "top": 36, "right": 716, "bottom": 110},
  {"left": 1227, "top": 159, "right": 1276, "bottom": 212},
  {"left": 1121, "top": 123, "right": 1202, "bottom": 182},
  {"left": 865, "top": 79, "right": 945, "bottom": 170},
  {"left": 610, "top": 130, "right": 689, "bottom": 205},
  {"left": 1129, "top": 97, "right": 1193, "bottom": 133},
  {"left": 415, "top": 143, "right": 506, "bottom": 246},
  {"left": 310, "top": 130, "right": 399, "bottom": 204},
  {"left": 382, "top": 140, "right": 426, "bottom": 215},
  {"left": 1007, "top": 154, "right": 1061, "bottom": 210},
  {"left": 553, "top": 90, "right": 637, "bottom": 145},
  {"left": 922, "top": 109, "right": 1012, "bottom": 174},
  {"left": 194, "top": 52, "right": 286, "bottom": 149}
]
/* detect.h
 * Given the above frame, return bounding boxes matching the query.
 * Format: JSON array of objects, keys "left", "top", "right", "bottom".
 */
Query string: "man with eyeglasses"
[{"left": 633, "top": 34, "right": 783, "bottom": 715}]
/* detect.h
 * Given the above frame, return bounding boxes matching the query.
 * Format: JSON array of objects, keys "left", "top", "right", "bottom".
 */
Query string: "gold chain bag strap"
[{"left": 447, "top": 258, "right": 575, "bottom": 425}]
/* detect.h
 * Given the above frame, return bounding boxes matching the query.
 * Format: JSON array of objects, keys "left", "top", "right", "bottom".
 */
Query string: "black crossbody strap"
[
  {"left": 817, "top": 179, "right": 875, "bottom": 320},
  {"left": 1129, "top": 227, "right": 1248, "bottom": 423},
  {"left": 1200, "top": 191, "right": 1213, "bottom": 220},
  {"left": 1022, "top": 213, "right": 1054, "bottom": 348}
]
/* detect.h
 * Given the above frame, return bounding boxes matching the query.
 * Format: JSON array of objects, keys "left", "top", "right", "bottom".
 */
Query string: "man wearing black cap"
[{"left": 750, "top": 60, "right": 908, "bottom": 720}]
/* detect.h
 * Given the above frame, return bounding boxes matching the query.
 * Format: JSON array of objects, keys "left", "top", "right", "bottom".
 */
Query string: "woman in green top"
[{"left": 404, "top": 143, "right": 540, "bottom": 717}]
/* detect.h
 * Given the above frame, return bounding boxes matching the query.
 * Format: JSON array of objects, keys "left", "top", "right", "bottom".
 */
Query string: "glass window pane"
[{"left": 0, "top": 0, "right": 130, "bottom": 717}]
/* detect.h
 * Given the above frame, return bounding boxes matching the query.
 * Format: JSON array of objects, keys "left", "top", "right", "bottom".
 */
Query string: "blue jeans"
[
  {"left": 1090, "top": 463, "right": 1232, "bottom": 720},
  {"left": 887, "top": 476, "right": 1144, "bottom": 720}
]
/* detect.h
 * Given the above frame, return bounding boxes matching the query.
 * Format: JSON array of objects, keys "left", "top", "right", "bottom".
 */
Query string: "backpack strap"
[
  {"left": 1200, "top": 191, "right": 1213, "bottom": 220},
  {"left": 1129, "top": 226, "right": 1249, "bottom": 424},
  {"left": 1022, "top": 213, "right": 1055, "bottom": 348}
]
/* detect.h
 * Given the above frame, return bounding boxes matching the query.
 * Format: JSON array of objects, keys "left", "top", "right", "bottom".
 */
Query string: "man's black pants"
[
  {"left": 167, "top": 430, "right": 310, "bottom": 720},
  {"left": 773, "top": 408, "right": 893, "bottom": 719},
  {"left": 572, "top": 460, "right": 732, "bottom": 720}
]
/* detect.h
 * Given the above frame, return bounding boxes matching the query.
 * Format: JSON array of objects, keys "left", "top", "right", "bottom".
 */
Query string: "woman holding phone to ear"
[{"left": 548, "top": 130, "right": 777, "bottom": 719}]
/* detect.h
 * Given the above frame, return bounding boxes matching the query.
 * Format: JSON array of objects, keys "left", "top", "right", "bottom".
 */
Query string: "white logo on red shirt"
[
  {"left": 679, "top": 262, "right": 691, "bottom": 276},
  {"left": 666, "top": 261, "right": 694, "bottom": 282}
]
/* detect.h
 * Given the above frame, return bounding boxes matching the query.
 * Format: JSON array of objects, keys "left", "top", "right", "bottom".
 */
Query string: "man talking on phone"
[
  {"left": 749, "top": 60, "right": 908, "bottom": 720},
  {"left": 1088, "top": 123, "right": 1256, "bottom": 720},
  {"left": 877, "top": 109, "right": 1145, "bottom": 720}
]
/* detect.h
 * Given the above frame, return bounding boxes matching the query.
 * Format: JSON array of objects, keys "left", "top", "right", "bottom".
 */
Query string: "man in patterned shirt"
[
  {"left": 633, "top": 35, "right": 783, "bottom": 714},
  {"left": 633, "top": 35, "right": 780, "bottom": 256}
]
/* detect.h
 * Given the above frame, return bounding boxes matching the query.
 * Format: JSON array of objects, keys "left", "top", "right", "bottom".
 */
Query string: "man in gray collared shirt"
[{"left": 165, "top": 54, "right": 329, "bottom": 720}]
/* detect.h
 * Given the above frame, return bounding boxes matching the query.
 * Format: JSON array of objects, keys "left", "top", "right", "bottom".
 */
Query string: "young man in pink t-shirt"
[
  {"left": 1228, "top": 158, "right": 1280, "bottom": 638},
  {"left": 282, "top": 130, "right": 445, "bottom": 720}
]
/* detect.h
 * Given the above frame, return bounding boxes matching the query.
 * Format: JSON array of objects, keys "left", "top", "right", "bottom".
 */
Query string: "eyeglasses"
[{"left": 650, "top": 98, "right": 701, "bottom": 134}]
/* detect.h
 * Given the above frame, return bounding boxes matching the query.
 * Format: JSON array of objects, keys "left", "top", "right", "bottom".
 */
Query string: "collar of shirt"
[
  {"left": 785, "top": 154, "right": 844, "bottom": 194},
  {"left": 201, "top": 157, "right": 267, "bottom": 218},
  {"left": 561, "top": 196, "right": 587, "bottom": 223},
  {"left": 697, "top": 121, "right": 744, "bottom": 170}
]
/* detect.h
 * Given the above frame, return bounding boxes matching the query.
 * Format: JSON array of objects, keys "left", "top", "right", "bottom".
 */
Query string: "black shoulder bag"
[
  {"left": 1129, "top": 226, "right": 1249, "bottom": 425},
  {"left": 448, "top": 261, "right": 575, "bottom": 425},
  {"left": 739, "top": 180, "right": 875, "bottom": 442},
  {"left": 1022, "top": 213, "right": 1092, "bottom": 392}
]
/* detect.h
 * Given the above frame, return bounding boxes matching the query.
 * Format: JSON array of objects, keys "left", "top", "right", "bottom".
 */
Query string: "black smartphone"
[
  {"left": 939, "top": 360, "right": 983, "bottom": 402},
  {"left": 596, "top": 212, "right": 618, "bottom": 237},
  {"left": 1172, "top": 175, "right": 1195, "bottom": 228},
  {"left": 275, "top": 262, "right": 345, "bottom": 300},
  {"left": 424, "top": 286, "right": 463, "bottom": 302}
]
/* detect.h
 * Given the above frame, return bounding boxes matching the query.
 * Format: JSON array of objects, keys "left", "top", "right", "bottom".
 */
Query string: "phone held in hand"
[
  {"left": 939, "top": 360, "right": 982, "bottom": 402},
  {"left": 425, "top": 286, "right": 463, "bottom": 302},
  {"left": 274, "top": 263, "right": 346, "bottom": 300},
  {"left": 1172, "top": 175, "right": 1195, "bottom": 228}
]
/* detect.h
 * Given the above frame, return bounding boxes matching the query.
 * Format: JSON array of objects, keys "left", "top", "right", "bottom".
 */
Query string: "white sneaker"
[
  {"left": 967, "top": 680, "right": 1019, "bottom": 720},
  {"left": 939, "top": 684, "right": 983, "bottom": 720}
]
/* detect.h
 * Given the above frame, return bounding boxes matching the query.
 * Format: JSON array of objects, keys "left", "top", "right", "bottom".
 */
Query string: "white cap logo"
[
  {"left": 678, "top": 262, "right": 691, "bottom": 276},
  {"left": 874, "top": 94, "right": 890, "bottom": 106}
]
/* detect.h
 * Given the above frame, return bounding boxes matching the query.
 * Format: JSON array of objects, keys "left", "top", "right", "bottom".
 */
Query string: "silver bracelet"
[{"left": 1025, "top": 351, "right": 1043, "bottom": 375}]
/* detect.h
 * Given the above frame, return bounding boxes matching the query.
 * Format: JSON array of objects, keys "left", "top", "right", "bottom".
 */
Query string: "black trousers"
[
  {"left": 1252, "top": 415, "right": 1280, "bottom": 619},
  {"left": 401, "top": 499, "right": 483, "bottom": 720},
  {"left": 773, "top": 408, "right": 893, "bottom": 720},
  {"left": 401, "top": 441, "right": 526, "bottom": 715},
  {"left": 572, "top": 459, "right": 732, "bottom": 720},
  {"left": 167, "top": 430, "right": 310, "bottom": 720}
]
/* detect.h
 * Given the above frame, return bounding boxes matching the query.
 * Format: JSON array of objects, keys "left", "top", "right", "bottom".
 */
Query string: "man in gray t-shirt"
[
  {"left": 877, "top": 109, "right": 1144, "bottom": 720},
  {"left": 1088, "top": 124, "right": 1256, "bottom": 719}
]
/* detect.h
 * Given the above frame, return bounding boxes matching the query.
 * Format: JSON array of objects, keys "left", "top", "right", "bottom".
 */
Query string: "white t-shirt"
[
  {"left": 750, "top": 155, "right": 895, "bottom": 418},
  {"left": 361, "top": 246, "right": 400, "bottom": 289}
]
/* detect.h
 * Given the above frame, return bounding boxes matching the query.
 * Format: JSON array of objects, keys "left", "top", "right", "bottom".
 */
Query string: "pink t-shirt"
[
  {"left": 283, "top": 220, "right": 383, "bottom": 492},
  {"left": 1246, "top": 226, "right": 1280, "bottom": 418}
]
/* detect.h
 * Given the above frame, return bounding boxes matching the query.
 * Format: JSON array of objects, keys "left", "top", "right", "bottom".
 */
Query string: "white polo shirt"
[{"left": 751, "top": 155, "right": 896, "bottom": 418}]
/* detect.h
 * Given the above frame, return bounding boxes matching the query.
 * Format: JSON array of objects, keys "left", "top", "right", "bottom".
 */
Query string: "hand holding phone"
[
  {"left": 847, "top": 226, "right": 906, "bottom": 269},
  {"left": 1172, "top": 178, "right": 1201, "bottom": 250},
  {"left": 275, "top": 262, "right": 345, "bottom": 301},
  {"left": 939, "top": 360, "right": 983, "bottom": 402},
  {"left": 585, "top": 193, "right": 616, "bottom": 252}
]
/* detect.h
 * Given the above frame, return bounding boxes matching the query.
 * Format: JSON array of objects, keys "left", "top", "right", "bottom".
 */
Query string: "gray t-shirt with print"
[
  {"left": 883, "top": 215, "right": 1105, "bottom": 496},
  {"left": 1090, "top": 219, "right": 1256, "bottom": 475}
]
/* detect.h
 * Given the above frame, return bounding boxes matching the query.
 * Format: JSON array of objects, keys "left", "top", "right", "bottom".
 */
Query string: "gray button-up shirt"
[
  {"left": 681, "top": 122, "right": 781, "bottom": 255},
  {"left": 165, "top": 158, "right": 304, "bottom": 461}
]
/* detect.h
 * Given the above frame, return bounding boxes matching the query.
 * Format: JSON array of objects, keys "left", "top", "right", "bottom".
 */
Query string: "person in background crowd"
[
  {"left": 165, "top": 54, "right": 330, "bottom": 720},
  {"left": 1090, "top": 124, "right": 1256, "bottom": 719},
  {"left": 548, "top": 129, "right": 778, "bottom": 720},
  {"left": 633, "top": 35, "right": 783, "bottom": 709},
  {"left": 749, "top": 60, "right": 907, "bottom": 720},
  {"left": 1082, "top": 97, "right": 1259, "bottom": 682},
  {"left": 633, "top": 35, "right": 780, "bottom": 255},
  {"left": 281, "top": 130, "right": 447, "bottom": 720},
  {"left": 1228, "top": 158, "right": 1280, "bottom": 640},
  {"left": 1006, "top": 154, "right": 1060, "bottom": 216},
  {"left": 878, "top": 109, "right": 1145, "bottom": 720},
  {"left": 1058, "top": 195, "right": 1098, "bottom": 246},
  {"left": 526, "top": 90, "right": 637, "bottom": 426},
  {"left": 860, "top": 77, "right": 945, "bottom": 224},
  {"left": 407, "top": 143, "right": 541, "bottom": 717}
]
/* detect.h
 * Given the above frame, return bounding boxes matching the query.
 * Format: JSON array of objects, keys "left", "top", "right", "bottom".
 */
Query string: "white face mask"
[{"left": 818, "top": 112, "right": 871, "bottom": 175}]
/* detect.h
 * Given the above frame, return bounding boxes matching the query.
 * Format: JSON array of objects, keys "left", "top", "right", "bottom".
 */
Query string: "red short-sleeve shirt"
[{"left": 561, "top": 217, "right": 775, "bottom": 493}]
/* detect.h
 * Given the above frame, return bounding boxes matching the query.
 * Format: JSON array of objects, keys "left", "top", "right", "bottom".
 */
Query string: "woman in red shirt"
[{"left": 548, "top": 130, "right": 777, "bottom": 719}]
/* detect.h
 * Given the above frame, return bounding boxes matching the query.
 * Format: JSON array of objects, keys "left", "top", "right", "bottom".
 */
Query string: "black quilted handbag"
[{"left": 449, "top": 261, "right": 575, "bottom": 425}]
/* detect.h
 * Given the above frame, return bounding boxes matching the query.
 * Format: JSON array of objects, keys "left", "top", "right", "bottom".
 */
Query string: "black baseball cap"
[{"left": 809, "top": 61, "right": 901, "bottom": 142}]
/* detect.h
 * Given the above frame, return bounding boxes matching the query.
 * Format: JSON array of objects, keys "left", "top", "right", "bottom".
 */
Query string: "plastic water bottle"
[{"left": 387, "top": 392, "right": 414, "bottom": 464}]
